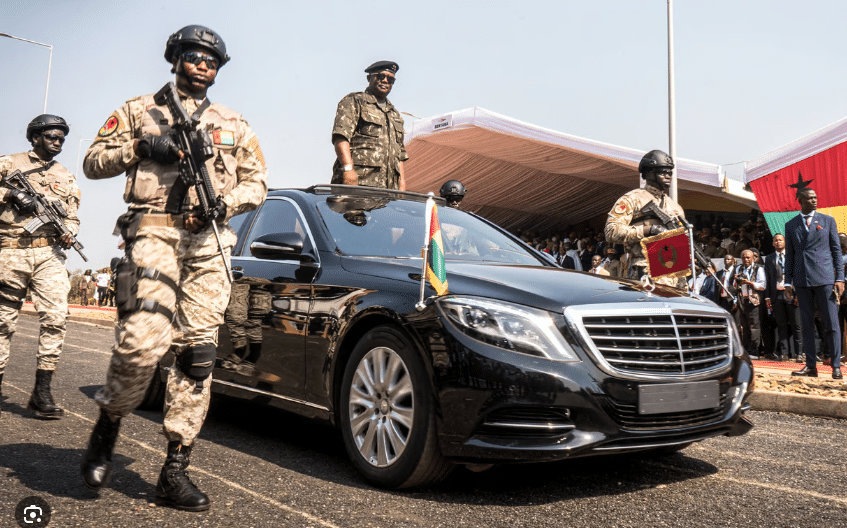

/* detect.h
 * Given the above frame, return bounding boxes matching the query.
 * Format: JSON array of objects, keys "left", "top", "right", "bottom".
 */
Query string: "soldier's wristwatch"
[{"left": 343, "top": 164, "right": 353, "bottom": 172}]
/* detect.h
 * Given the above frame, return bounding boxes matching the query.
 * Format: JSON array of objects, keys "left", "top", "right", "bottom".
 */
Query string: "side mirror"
[{"left": 250, "top": 232, "right": 304, "bottom": 260}]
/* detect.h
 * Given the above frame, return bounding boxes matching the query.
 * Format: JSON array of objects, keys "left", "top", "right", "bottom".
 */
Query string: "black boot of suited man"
[
  {"left": 155, "top": 441, "right": 211, "bottom": 511},
  {"left": 28, "top": 369, "right": 64, "bottom": 418},
  {"left": 81, "top": 408, "right": 122, "bottom": 489}
]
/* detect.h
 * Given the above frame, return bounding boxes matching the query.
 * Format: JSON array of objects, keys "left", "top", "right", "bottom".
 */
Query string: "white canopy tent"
[{"left": 404, "top": 107, "right": 757, "bottom": 233}]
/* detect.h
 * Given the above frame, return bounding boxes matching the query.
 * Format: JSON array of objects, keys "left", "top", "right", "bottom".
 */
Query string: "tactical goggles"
[
  {"left": 181, "top": 50, "right": 220, "bottom": 70},
  {"left": 41, "top": 134, "right": 66, "bottom": 144},
  {"left": 373, "top": 73, "right": 396, "bottom": 84}
]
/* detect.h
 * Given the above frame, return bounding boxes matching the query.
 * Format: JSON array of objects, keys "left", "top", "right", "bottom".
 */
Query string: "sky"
[{"left": 2, "top": 0, "right": 847, "bottom": 270}]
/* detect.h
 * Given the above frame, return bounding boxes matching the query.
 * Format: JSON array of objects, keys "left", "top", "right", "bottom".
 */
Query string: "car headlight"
[
  {"left": 728, "top": 315, "right": 744, "bottom": 357},
  {"left": 437, "top": 296, "right": 580, "bottom": 361}
]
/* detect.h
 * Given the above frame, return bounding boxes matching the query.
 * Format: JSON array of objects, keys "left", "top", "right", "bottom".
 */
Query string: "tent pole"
[{"left": 668, "top": 0, "right": 678, "bottom": 202}]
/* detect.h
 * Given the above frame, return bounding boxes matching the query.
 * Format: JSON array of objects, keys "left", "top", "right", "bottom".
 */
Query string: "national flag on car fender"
[
  {"left": 640, "top": 227, "right": 692, "bottom": 280},
  {"left": 425, "top": 202, "right": 449, "bottom": 295}
]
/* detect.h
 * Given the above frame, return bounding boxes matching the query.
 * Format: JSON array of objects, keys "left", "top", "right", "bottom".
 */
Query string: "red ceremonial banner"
[{"left": 640, "top": 227, "right": 692, "bottom": 280}]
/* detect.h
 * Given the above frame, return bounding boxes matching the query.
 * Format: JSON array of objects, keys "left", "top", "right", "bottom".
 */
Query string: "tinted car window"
[
  {"left": 316, "top": 198, "right": 541, "bottom": 265},
  {"left": 243, "top": 199, "right": 307, "bottom": 257},
  {"left": 229, "top": 210, "right": 256, "bottom": 256}
]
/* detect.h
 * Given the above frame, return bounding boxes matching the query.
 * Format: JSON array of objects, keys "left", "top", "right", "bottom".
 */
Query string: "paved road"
[{"left": 2, "top": 318, "right": 846, "bottom": 528}]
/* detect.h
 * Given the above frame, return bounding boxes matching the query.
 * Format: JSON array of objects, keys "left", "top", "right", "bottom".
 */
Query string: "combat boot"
[
  {"left": 155, "top": 441, "right": 211, "bottom": 511},
  {"left": 28, "top": 369, "right": 64, "bottom": 418},
  {"left": 81, "top": 408, "right": 121, "bottom": 489}
]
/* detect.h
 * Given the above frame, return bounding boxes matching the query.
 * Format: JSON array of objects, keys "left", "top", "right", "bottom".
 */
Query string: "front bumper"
[{"left": 428, "top": 325, "right": 754, "bottom": 464}]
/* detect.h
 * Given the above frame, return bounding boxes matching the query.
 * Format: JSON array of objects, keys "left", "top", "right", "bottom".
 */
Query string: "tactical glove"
[
  {"left": 648, "top": 225, "right": 667, "bottom": 237},
  {"left": 8, "top": 189, "right": 36, "bottom": 215},
  {"left": 137, "top": 134, "right": 181, "bottom": 164}
]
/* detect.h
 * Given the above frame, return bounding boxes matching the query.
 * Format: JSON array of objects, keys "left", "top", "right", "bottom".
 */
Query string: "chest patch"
[
  {"left": 98, "top": 115, "right": 121, "bottom": 137},
  {"left": 51, "top": 183, "right": 69, "bottom": 196},
  {"left": 213, "top": 130, "right": 235, "bottom": 146}
]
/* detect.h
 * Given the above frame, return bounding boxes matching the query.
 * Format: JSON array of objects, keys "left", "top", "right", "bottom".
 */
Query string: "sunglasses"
[
  {"left": 181, "top": 50, "right": 220, "bottom": 70},
  {"left": 41, "top": 134, "right": 66, "bottom": 144},
  {"left": 373, "top": 73, "right": 396, "bottom": 84}
]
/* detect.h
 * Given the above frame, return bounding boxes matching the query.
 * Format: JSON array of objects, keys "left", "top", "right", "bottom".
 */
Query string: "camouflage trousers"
[
  {"left": 95, "top": 221, "right": 235, "bottom": 445},
  {"left": 224, "top": 282, "right": 271, "bottom": 349},
  {"left": 0, "top": 245, "right": 69, "bottom": 373}
]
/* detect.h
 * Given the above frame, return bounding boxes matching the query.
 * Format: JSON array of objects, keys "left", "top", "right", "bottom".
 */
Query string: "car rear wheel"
[{"left": 339, "top": 325, "right": 453, "bottom": 489}]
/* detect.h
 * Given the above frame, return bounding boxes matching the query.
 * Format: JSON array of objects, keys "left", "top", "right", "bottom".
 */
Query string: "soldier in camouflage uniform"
[
  {"left": 331, "top": 60, "right": 408, "bottom": 190},
  {"left": 220, "top": 278, "right": 272, "bottom": 375},
  {"left": 604, "top": 150, "right": 686, "bottom": 287},
  {"left": 80, "top": 25, "right": 267, "bottom": 512},
  {"left": 0, "top": 114, "right": 80, "bottom": 420}
]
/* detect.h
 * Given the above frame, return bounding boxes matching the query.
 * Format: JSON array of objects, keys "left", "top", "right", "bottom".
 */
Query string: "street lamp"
[
  {"left": 0, "top": 32, "right": 53, "bottom": 113},
  {"left": 75, "top": 139, "right": 94, "bottom": 177}
]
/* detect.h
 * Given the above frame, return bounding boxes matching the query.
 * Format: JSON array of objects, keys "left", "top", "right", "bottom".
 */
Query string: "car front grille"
[{"left": 571, "top": 307, "right": 732, "bottom": 378}]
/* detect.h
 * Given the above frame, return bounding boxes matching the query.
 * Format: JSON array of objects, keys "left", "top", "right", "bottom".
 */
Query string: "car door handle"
[{"left": 231, "top": 266, "right": 244, "bottom": 280}]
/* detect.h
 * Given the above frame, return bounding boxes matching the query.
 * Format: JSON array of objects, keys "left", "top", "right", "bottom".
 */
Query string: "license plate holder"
[{"left": 638, "top": 380, "right": 720, "bottom": 415}]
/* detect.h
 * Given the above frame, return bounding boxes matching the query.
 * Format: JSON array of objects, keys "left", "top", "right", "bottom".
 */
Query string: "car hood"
[{"left": 339, "top": 257, "right": 712, "bottom": 313}]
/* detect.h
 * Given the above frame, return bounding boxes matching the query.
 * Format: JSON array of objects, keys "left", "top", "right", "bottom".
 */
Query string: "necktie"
[
  {"left": 778, "top": 253, "right": 784, "bottom": 269},
  {"left": 805, "top": 215, "right": 812, "bottom": 228}
]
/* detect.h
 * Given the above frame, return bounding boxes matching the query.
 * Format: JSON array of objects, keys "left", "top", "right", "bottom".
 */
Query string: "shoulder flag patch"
[
  {"left": 98, "top": 115, "right": 120, "bottom": 137},
  {"left": 213, "top": 130, "right": 235, "bottom": 146}
]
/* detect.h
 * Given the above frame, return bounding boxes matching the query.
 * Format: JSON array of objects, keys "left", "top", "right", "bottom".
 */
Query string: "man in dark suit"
[
  {"left": 699, "top": 263, "right": 720, "bottom": 304},
  {"left": 764, "top": 233, "right": 802, "bottom": 361},
  {"left": 785, "top": 187, "right": 844, "bottom": 379}
]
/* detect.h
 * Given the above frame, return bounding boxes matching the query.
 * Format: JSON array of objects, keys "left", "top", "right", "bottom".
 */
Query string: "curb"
[
  {"left": 19, "top": 309, "right": 114, "bottom": 329},
  {"left": 749, "top": 390, "right": 847, "bottom": 419}
]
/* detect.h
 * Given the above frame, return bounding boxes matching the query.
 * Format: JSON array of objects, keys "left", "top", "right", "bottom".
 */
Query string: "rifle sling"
[{"left": 19, "top": 161, "right": 56, "bottom": 178}]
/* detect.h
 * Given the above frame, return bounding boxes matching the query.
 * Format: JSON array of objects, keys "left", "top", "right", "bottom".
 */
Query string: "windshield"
[{"left": 316, "top": 197, "right": 545, "bottom": 265}]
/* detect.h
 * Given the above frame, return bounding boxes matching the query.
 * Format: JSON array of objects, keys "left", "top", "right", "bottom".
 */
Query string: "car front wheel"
[{"left": 339, "top": 325, "right": 453, "bottom": 489}]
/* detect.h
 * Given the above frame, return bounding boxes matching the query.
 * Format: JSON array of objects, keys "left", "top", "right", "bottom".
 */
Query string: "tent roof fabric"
[
  {"left": 404, "top": 107, "right": 728, "bottom": 232},
  {"left": 745, "top": 113, "right": 847, "bottom": 183}
]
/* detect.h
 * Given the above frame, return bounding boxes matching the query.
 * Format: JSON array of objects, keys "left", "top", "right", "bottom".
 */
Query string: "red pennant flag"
[{"left": 640, "top": 227, "right": 692, "bottom": 280}]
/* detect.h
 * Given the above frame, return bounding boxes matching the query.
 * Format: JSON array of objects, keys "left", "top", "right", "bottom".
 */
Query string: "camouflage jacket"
[
  {"left": 604, "top": 184, "right": 685, "bottom": 268},
  {"left": 331, "top": 90, "right": 408, "bottom": 188},
  {"left": 83, "top": 89, "right": 267, "bottom": 221},
  {"left": 0, "top": 151, "right": 81, "bottom": 238}
]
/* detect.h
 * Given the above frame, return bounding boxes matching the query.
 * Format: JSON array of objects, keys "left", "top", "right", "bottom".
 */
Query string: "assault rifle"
[
  {"left": 2, "top": 169, "right": 88, "bottom": 261},
  {"left": 640, "top": 200, "right": 735, "bottom": 302},
  {"left": 154, "top": 82, "right": 232, "bottom": 282}
]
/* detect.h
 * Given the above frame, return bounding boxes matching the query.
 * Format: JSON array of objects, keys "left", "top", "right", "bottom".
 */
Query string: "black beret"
[{"left": 365, "top": 60, "right": 399, "bottom": 74}]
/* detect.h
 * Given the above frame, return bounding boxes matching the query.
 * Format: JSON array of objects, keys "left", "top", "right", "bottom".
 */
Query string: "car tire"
[
  {"left": 339, "top": 325, "right": 453, "bottom": 489},
  {"left": 137, "top": 363, "right": 166, "bottom": 411}
]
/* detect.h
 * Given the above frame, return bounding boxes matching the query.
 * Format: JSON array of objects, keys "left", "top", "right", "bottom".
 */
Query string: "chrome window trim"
[
  {"left": 236, "top": 196, "right": 321, "bottom": 268},
  {"left": 563, "top": 302, "right": 733, "bottom": 381}
]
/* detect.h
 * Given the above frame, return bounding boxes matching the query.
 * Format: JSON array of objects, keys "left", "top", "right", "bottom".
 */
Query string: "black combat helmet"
[
  {"left": 638, "top": 150, "right": 674, "bottom": 178},
  {"left": 26, "top": 114, "right": 69, "bottom": 142},
  {"left": 439, "top": 180, "right": 466, "bottom": 199},
  {"left": 164, "top": 25, "right": 230, "bottom": 68}
]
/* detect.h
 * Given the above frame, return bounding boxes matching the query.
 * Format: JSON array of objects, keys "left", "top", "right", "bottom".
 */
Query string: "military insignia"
[
  {"left": 51, "top": 183, "right": 68, "bottom": 195},
  {"left": 658, "top": 244, "right": 677, "bottom": 268},
  {"left": 612, "top": 200, "right": 631, "bottom": 216},
  {"left": 213, "top": 130, "right": 235, "bottom": 146},
  {"left": 98, "top": 115, "right": 120, "bottom": 137},
  {"left": 247, "top": 136, "right": 266, "bottom": 168}
]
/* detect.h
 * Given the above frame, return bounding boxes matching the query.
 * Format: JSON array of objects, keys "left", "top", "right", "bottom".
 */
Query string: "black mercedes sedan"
[{"left": 142, "top": 185, "right": 754, "bottom": 489}]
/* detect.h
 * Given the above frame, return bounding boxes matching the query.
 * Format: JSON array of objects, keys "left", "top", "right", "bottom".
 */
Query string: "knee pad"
[{"left": 178, "top": 344, "right": 217, "bottom": 391}]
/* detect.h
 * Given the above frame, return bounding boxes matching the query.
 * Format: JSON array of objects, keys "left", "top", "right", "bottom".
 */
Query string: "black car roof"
[{"left": 267, "top": 184, "right": 447, "bottom": 205}]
